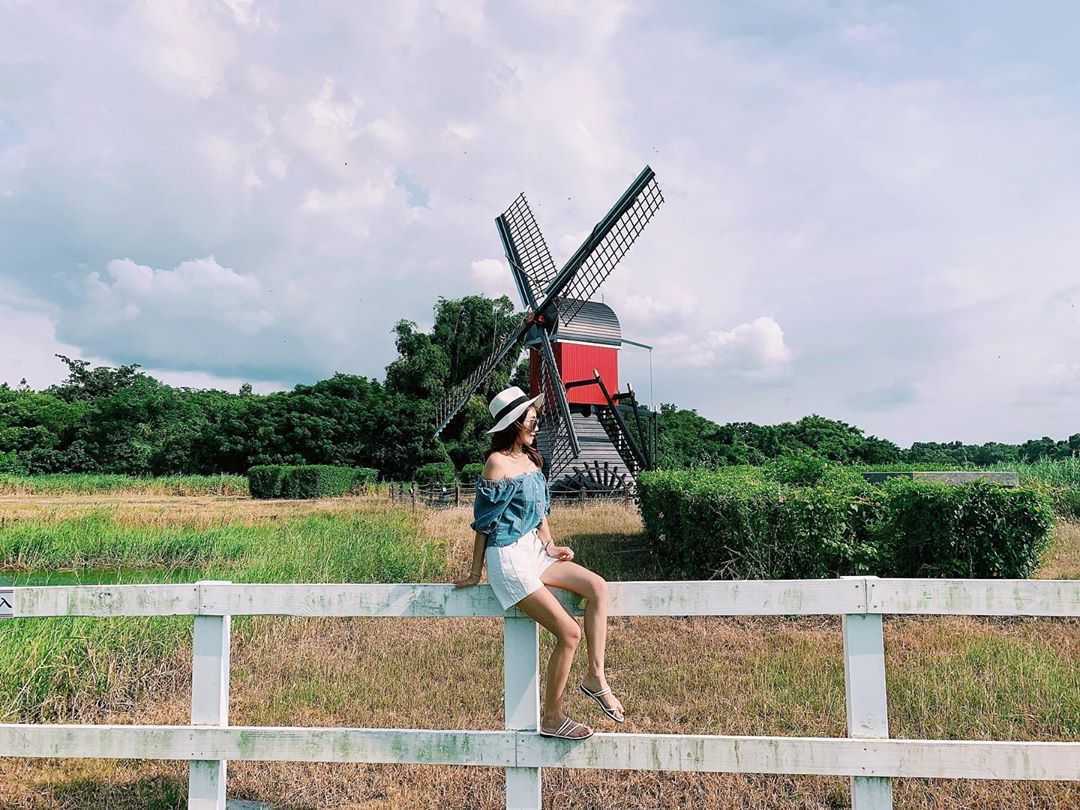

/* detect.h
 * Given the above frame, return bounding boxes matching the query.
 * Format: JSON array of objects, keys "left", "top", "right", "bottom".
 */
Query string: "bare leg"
[
  {"left": 513, "top": 586, "right": 586, "bottom": 731},
  {"left": 540, "top": 561, "right": 624, "bottom": 717}
]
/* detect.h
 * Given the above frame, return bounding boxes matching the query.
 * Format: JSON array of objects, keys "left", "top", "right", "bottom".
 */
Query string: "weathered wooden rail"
[{"left": 1, "top": 577, "right": 1078, "bottom": 809}]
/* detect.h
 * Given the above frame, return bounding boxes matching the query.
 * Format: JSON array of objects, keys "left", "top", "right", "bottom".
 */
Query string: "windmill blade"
[
  {"left": 496, "top": 194, "right": 559, "bottom": 308},
  {"left": 431, "top": 314, "right": 532, "bottom": 439},
  {"left": 535, "top": 330, "right": 578, "bottom": 473},
  {"left": 543, "top": 166, "right": 664, "bottom": 327}
]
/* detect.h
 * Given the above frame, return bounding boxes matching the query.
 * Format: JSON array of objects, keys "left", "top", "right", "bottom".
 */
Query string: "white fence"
[{"left": 1, "top": 577, "right": 1078, "bottom": 809}]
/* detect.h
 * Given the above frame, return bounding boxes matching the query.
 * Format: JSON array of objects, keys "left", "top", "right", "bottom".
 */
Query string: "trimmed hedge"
[
  {"left": 247, "top": 465, "right": 291, "bottom": 499},
  {"left": 638, "top": 467, "right": 1054, "bottom": 580},
  {"left": 247, "top": 465, "right": 380, "bottom": 499},
  {"left": 459, "top": 462, "right": 485, "bottom": 483},
  {"left": 415, "top": 462, "right": 456, "bottom": 486},
  {"left": 876, "top": 477, "right": 1054, "bottom": 578},
  {"left": 280, "top": 465, "right": 354, "bottom": 499},
  {"left": 352, "top": 467, "right": 379, "bottom": 489}
]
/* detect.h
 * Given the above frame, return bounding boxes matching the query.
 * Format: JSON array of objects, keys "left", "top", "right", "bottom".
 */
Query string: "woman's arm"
[
  {"left": 538, "top": 514, "right": 573, "bottom": 561},
  {"left": 536, "top": 514, "right": 554, "bottom": 551},
  {"left": 468, "top": 531, "right": 486, "bottom": 577},
  {"left": 454, "top": 531, "right": 487, "bottom": 587}
]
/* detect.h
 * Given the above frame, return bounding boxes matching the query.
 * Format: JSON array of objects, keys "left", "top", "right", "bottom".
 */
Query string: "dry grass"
[
  {"left": 1037, "top": 519, "right": 1080, "bottom": 580},
  {"left": 0, "top": 497, "right": 1077, "bottom": 808},
  {"left": 0, "top": 493, "right": 402, "bottom": 530}
]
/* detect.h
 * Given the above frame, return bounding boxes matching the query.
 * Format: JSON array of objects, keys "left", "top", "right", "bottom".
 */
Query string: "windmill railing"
[{"left": 1, "top": 577, "right": 1077, "bottom": 810}]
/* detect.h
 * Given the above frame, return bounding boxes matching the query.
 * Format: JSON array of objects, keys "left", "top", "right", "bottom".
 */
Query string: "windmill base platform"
[{"left": 538, "top": 407, "right": 640, "bottom": 495}]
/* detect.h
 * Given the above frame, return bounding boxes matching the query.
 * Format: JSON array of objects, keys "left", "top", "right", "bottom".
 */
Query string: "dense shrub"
[
  {"left": 875, "top": 479, "right": 1054, "bottom": 578},
  {"left": 415, "top": 462, "right": 456, "bottom": 486},
  {"left": 459, "top": 462, "right": 485, "bottom": 482},
  {"left": 248, "top": 465, "right": 379, "bottom": 499},
  {"left": 247, "top": 465, "right": 292, "bottom": 498},
  {"left": 0, "top": 450, "right": 26, "bottom": 474},
  {"left": 638, "top": 465, "right": 1054, "bottom": 580},
  {"left": 279, "top": 465, "right": 354, "bottom": 499},
  {"left": 764, "top": 452, "right": 862, "bottom": 488},
  {"left": 351, "top": 467, "right": 379, "bottom": 490}
]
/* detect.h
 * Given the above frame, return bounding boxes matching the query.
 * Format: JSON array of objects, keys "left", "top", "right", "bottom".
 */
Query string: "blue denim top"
[{"left": 470, "top": 468, "right": 552, "bottom": 548}]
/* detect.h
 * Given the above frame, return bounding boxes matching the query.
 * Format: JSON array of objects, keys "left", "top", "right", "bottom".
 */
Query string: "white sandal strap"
[{"left": 583, "top": 684, "right": 612, "bottom": 697}]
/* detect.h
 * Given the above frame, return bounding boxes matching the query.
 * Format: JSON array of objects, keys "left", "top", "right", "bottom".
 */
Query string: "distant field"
[
  {"left": 0, "top": 473, "right": 249, "bottom": 496},
  {"left": 0, "top": 493, "right": 1076, "bottom": 808}
]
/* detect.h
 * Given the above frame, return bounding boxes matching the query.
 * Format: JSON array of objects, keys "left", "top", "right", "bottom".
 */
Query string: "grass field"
[
  {"left": 0, "top": 473, "right": 250, "bottom": 497},
  {"left": 0, "top": 493, "right": 1076, "bottom": 808}
]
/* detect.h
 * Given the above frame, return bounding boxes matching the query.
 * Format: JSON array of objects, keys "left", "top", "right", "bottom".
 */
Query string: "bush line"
[{"left": 638, "top": 464, "right": 1055, "bottom": 580}]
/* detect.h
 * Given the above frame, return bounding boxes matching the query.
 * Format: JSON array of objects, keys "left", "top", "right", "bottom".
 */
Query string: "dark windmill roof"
[{"left": 552, "top": 298, "right": 621, "bottom": 347}]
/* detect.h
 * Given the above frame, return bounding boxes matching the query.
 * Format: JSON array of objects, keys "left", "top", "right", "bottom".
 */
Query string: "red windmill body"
[{"left": 528, "top": 302, "right": 620, "bottom": 409}]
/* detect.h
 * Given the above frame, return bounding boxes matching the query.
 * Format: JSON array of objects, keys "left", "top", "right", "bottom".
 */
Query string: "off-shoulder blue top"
[{"left": 470, "top": 467, "right": 552, "bottom": 548}]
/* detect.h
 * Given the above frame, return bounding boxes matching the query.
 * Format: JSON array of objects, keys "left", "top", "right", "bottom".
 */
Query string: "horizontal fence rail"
[
  {"left": 9, "top": 578, "right": 1080, "bottom": 619},
  {"left": 3, "top": 726, "right": 1076, "bottom": 780},
  {"left": 1, "top": 577, "right": 1078, "bottom": 810}
]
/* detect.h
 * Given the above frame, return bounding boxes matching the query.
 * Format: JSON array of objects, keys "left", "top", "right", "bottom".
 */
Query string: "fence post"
[
  {"left": 189, "top": 581, "right": 232, "bottom": 810},
  {"left": 455, "top": 482, "right": 460, "bottom": 507},
  {"left": 504, "top": 612, "right": 541, "bottom": 809},
  {"left": 842, "top": 576, "right": 892, "bottom": 809},
  {"left": 411, "top": 482, "right": 416, "bottom": 510}
]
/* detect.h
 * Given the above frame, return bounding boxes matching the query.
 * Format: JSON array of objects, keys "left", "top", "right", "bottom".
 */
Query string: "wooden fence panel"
[{"left": 2, "top": 577, "right": 1078, "bottom": 810}]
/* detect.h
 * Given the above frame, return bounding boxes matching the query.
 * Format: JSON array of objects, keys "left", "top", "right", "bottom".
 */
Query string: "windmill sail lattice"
[
  {"left": 500, "top": 194, "right": 560, "bottom": 305},
  {"left": 558, "top": 172, "right": 664, "bottom": 327}
]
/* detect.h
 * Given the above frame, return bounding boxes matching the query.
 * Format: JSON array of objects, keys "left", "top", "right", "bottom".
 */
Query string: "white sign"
[{"left": 0, "top": 589, "right": 12, "bottom": 619}]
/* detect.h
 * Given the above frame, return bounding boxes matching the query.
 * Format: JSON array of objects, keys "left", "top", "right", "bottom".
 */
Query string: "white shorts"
[{"left": 485, "top": 527, "right": 560, "bottom": 610}]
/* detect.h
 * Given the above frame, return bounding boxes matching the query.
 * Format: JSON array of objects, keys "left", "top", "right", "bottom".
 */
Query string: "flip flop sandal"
[
  {"left": 579, "top": 683, "right": 625, "bottom": 723},
  {"left": 539, "top": 716, "right": 594, "bottom": 740}
]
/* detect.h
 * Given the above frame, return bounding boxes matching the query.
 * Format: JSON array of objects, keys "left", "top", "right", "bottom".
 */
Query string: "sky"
[{"left": 1, "top": 1, "right": 1078, "bottom": 447}]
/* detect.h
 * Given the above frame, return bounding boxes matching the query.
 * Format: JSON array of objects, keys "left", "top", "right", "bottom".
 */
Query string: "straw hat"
[{"left": 484, "top": 385, "right": 544, "bottom": 434}]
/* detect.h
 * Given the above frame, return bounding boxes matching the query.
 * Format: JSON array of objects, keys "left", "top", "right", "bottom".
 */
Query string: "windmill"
[{"left": 433, "top": 165, "right": 664, "bottom": 493}]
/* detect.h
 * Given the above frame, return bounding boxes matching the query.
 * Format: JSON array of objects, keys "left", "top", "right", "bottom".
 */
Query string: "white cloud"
[
  {"left": 73, "top": 256, "right": 273, "bottom": 344},
  {"left": 470, "top": 258, "right": 515, "bottom": 299},
  {"left": 435, "top": 0, "right": 486, "bottom": 37},
  {"left": 655, "top": 316, "right": 793, "bottom": 375},
  {"left": 134, "top": 0, "right": 236, "bottom": 99},
  {"left": 445, "top": 122, "right": 478, "bottom": 142},
  {"left": 221, "top": 0, "right": 277, "bottom": 32},
  {"left": 0, "top": 281, "right": 100, "bottom": 389}
]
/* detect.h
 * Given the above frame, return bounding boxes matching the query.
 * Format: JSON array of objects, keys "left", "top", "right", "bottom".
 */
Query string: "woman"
[{"left": 453, "top": 385, "right": 625, "bottom": 741}]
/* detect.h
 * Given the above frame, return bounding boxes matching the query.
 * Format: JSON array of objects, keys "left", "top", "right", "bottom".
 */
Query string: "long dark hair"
[{"left": 482, "top": 404, "right": 544, "bottom": 470}]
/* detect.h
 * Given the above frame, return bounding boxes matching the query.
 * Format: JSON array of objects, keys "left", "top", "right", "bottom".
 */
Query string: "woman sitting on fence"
[{"left": 453, "top": 386, "right": 624, "bottom": 741}]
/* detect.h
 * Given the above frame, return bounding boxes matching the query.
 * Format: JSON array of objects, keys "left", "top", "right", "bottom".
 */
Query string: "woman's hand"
[
  {"left": 453, "top": 572, "right": 482, "bottom": 588},
  {"left": 545, "top": 544, "right": 574, "bottom": 561}
]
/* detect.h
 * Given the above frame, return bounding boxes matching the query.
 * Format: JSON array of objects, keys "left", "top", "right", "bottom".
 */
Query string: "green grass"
[
  {"left": 0, "top": 473, "right": 248, "bottom": 496},
  {"left": 993, "top": 458, "right": 1080, "bottom": 487},
  {"left": 0, "top": 509, "right": 446, "bottom": 721},
  {"left": 887, "top": 625, "right": 1080, "bottom": 740}
]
